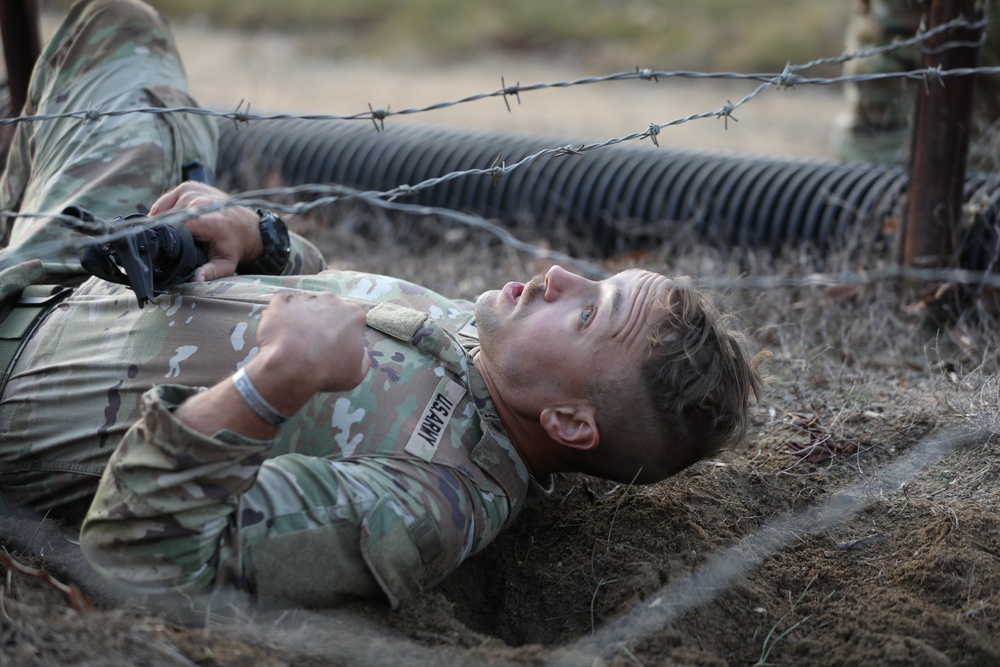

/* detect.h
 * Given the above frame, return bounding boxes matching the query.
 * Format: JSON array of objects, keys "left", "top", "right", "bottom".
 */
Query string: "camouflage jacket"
[
  {"left": 60, "top": 270, "right": 549, "bottom": 608},
  {"left": 1, "top": 263, "right": 548, "bottom": 607}
]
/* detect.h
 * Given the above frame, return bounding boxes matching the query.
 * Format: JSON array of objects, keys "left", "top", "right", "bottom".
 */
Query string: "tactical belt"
[{"left": 0, "top": 285, "right": 73, "bottom": 398}]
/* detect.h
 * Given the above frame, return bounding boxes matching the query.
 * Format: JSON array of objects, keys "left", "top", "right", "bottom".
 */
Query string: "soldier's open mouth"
[{"left": 502, "top": 281, "right": 524, "bottom": 306}]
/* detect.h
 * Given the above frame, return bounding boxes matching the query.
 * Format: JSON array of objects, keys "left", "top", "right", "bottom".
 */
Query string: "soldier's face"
[{"left": 474, "top": 266, "right": 668, "bottom": 405}]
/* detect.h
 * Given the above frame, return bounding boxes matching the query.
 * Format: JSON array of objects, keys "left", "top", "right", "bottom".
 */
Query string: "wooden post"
[
  {"left": 902, "top": 0, "right": 984, "bottom": 269},
  {"left": 0, "top": 0, "right": 42, "bottom": 115}
]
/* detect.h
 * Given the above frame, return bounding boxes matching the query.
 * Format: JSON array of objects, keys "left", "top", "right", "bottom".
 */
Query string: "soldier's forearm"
[
  {"left": 174, "top": 346, "right": 317, "bottom": 439},
  {"left": 173, "top": 371, "right": 281, "bottom": 441}
]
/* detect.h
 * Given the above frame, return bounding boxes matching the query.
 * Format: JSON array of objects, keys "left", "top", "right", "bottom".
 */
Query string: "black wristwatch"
[{"left": 238, "top": 209, "right": 291, "bottom": 275}]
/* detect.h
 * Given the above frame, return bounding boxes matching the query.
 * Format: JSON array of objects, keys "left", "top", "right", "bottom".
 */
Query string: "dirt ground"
[{"left": 2, "top": 12, "right": 1000, "bottom": 667}]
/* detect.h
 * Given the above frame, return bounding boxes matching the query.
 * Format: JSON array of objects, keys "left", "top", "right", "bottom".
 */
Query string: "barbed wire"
[
  {"left": 7, "top": 200, "right": 1000, "bottom": 294},
  {"left": 0, "top": 15, "right": 996, "bottom": 293},
  {"left": 3, "top": 64, "right": 997, "bottom": 130},
  {"left": 0, "top": 15, "right": 989, "bottom": 134},
  {"left": 4, "top": 65, "right": 993, "bottom": 259},
  {"left": 0, "top": 12, "right": 993, "bottom": 279},
  {"left": 4, "top": 53, "right": 995, "bottom": 270},
  {"left": 0, "top": 56, "right": 1000, "bottom": 223}
]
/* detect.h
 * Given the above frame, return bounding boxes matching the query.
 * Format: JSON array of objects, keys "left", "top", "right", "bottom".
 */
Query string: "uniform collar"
[{"left": 465, "top": 345, "right": 553, "bottom": 513}]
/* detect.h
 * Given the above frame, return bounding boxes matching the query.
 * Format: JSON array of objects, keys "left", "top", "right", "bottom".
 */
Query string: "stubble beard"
[{"left": 474, "top": 273, "right": 545, "bottom": 350}]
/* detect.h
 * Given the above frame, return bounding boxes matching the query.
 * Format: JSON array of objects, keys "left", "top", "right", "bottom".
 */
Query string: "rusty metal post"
[
  {"left": 0, "top": 0, "right": 42, "bottom": 114},
  {"left": 902, "top": 0, "right": 984, "bottom": 269}
]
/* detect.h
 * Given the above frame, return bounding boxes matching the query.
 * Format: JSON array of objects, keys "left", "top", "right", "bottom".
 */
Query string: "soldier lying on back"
[{"left": 0, "top": 0, "right": 762, "bottom": 608}]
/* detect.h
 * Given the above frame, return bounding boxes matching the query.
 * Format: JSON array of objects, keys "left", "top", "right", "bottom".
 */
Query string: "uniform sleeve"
[
  {"left": 79, "top": 385, "right": 272, "bottom": 597},
  {"left": 279, "top": 231, "right": 328, "bottom": 276},
  {"left": 79, "top": 384, "right": 511, "bottom": 608}
]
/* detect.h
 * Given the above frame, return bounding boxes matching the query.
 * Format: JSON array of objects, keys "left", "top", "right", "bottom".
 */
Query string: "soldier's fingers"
[
  {"left": 180, "top": 210, "right": 221, "bottom": 241},
  {"left": 148, "top": 185, "right": 183, "bottom": 216},
  {"left": 193, "top": 258, "right": 236, "bottom": 283},
  {"left": 321, "top": 338, "right": 371, "bottom": 393},
  {"left": 348, "top": 338, "right": 372, "bottom": 387},
  {"left": 151, "top": 182, "right": 222, "bottom": 218}
]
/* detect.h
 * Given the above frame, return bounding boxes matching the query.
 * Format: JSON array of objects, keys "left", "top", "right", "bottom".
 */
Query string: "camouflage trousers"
[
  {"left": 0, "top": 0, "right": 222, "bottom": 520},
  {"left": 833, "top": 0, "right": 1000, "bottom": 167},
  {"left": 0, "top": 0, "right": 325, "bottom": 523}
]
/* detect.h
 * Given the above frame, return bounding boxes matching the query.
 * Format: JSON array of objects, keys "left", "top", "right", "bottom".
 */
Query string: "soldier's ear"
[{"left": 539, "top": 402, "right": 598, "bottom": 451}]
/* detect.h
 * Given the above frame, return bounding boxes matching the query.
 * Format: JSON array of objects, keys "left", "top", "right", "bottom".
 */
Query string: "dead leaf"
[{"left": 0, "top": 549, "right": 95, "bottom": 614}]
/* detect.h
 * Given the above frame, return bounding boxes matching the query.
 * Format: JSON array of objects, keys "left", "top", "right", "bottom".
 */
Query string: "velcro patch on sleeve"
[{"left": 404, "top": 376, "right": 467, "bottom": 461}]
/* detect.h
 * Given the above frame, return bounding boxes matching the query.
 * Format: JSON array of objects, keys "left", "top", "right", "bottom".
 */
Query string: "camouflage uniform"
[
  {"left": 833, "top": 0, "right": 1000, "bottom": 167},
  {"left": 0, "top": 0, "right": 547, "bottom": 608}
]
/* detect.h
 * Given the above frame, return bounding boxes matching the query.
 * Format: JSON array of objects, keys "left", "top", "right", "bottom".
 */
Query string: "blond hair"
[{"left": 583, "top": 278, "right": 763, "bottom": 483}]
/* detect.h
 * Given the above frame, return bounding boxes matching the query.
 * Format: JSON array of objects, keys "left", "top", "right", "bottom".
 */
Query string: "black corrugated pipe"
[{"left": 215, "top": 119, "right": 1000, "bottom": 269}]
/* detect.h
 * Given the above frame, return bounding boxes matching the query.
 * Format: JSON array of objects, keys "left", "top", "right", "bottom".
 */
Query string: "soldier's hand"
[
  {"left": 149, "top": 181, "right": 263, "bottom": 282},
  {"left": 253, "top": 293, "right": 371, "bottom": 408},
  {"left": 174, "top": 293, "right": 369, "bottom": 439}
]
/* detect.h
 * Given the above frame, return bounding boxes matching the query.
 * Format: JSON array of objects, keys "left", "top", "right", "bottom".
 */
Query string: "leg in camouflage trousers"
[
  {"left": 0, "top": 0, "right": 220, "bottom": 521},
  {"left": 0, "top": 0, "right": 219, "bottom": 277}
]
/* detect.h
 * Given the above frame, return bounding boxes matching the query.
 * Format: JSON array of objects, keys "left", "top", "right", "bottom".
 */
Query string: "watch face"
[
  {"left": 276, "top": 219, "right": 291, "bottom": 250},
  {"left": 261, "top": 210, "right": 288, "bottom": 245}
]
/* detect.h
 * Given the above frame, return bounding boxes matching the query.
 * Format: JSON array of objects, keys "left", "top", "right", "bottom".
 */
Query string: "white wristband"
[{"left": 231, "top": 367, "right": 291, "bottom": 427}]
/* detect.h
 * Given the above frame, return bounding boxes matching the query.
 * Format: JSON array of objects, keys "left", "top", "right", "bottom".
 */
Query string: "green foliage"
[{"left": 83, "top": 0, "right": 851, "bottom": 73}]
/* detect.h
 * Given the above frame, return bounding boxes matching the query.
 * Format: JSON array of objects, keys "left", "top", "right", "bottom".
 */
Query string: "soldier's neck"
[{"left": 471, "top": 354, "right": 560, "bottom": 478}]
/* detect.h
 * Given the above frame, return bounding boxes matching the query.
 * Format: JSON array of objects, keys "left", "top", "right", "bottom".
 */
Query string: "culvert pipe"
[{"left": 215, "top": 119, "right": 1000, "bottom": 269}]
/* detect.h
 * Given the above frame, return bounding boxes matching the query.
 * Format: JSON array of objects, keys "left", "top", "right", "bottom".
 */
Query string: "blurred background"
[
  {"left": 43, "top": 0, "right": 852, "bottom": 73},
  {"left": 27, "top": 0, "right": 855, "bottom": 158}
]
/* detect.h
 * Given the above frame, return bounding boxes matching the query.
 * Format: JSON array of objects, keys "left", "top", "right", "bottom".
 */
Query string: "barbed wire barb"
[
  {"left": 386, "top": 185, "right": 415, "bottom": 203},
  {"left": 923, "top": 64, "right": 946, "bottom": 94},
  {"left": 501, "top": 76, "right": 522, "bottom": 113},
  {"left": 555, "top": 144, "right": 586, "bottom": 157},
  {"left": 489, "top": 154, "right": 505, "bottom": 187},
  {"left": 367, "top": 103, "right": 389, "bottom": 132},
  {"left": 774, "top": 63, "right": 801, "bottom": 89},
  {"left": 230, "top": 98, "right": 252, "bottom": 130},
  {"left": 716, "top": 101, "right": 739, "bottom": 130},
  {"left": 635, "top": 66, "right": 659, "bottom": 83},
  {"left": 644, "top": 124, "right": 661, "bottom": 148},
  {"left": 83, "top": 103, "right": 103, "bottom": 122}
]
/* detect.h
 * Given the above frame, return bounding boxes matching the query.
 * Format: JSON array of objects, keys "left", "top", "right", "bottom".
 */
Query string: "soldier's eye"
[{"left": 581, "top": 307, "right": 594, "bottom": 325}]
